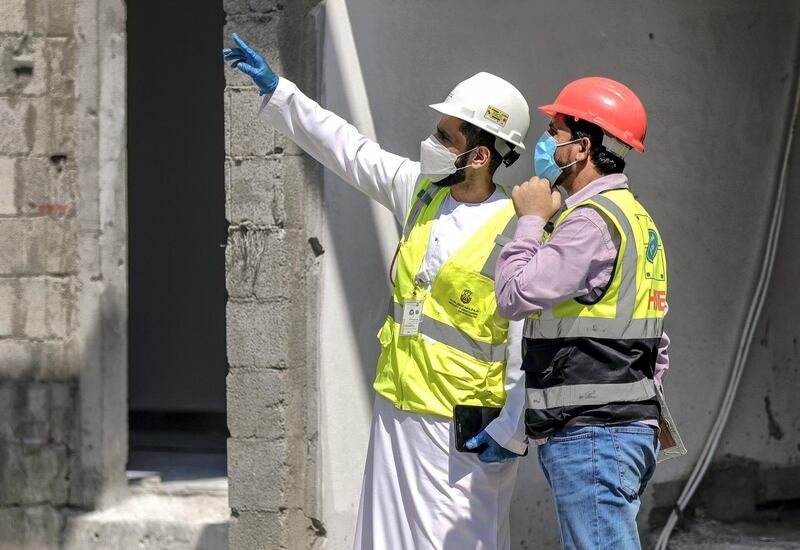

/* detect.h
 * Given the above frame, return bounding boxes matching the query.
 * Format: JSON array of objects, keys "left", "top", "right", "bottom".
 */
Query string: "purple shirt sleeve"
[{"left": 494, "top": 208, "right": 618, "bottom": 321}]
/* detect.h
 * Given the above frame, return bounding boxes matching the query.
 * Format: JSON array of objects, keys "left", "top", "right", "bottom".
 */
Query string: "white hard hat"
[{"left": 429, "top": 72, "right": 530, "bottom": 152}]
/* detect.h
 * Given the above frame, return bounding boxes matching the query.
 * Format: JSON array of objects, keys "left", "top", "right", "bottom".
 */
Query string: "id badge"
[
  {"left": 655, "top": 387, "right": 687, "bottom": 463},
  {"left": 400, "top": 300, "right": 424, "bottom": 336}
]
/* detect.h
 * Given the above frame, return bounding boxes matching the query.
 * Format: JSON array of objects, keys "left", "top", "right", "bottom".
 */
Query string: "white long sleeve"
[
  {"left": 258, "top": 77, "right": 420, "bottom": 223},
  {"left": 485, "top": 320, "right": 528, "bottom": 454},
  {"left": 256, "top": 77, "right": 527, "bottom": 454}
]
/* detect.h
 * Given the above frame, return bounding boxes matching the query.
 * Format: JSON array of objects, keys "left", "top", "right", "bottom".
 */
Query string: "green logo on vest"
[
  {"left": 646, "top": 229, "right": 659, "bottom": 262},
  {"left": 460, "top": 289, "right": 473, "bottom": 304}
]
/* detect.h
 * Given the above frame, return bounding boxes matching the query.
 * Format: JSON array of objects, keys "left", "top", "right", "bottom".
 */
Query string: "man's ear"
[
  {"left": 575, "top": 136, "right": 592, "bottom": 162},
  {"left": 470, "top": 145, "right": 491, "bottom": 169}
]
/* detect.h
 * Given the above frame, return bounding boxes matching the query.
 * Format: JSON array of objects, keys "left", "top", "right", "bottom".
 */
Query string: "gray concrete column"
[{"left": 223, "top": 1, "right": 325, "bottom": 548}]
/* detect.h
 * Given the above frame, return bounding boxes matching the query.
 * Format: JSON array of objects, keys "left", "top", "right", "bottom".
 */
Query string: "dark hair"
[
  {"left": 460, "top": 120, "right": 504, "bottom": 175},
  {"left": 563, "top": 117, "right": 626, "bottom": 175}
]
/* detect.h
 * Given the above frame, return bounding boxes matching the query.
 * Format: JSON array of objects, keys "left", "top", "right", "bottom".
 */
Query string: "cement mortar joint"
[
  {"left": 0, "top": 273, "right": 73, "bottom": 280},
  {"left": 0, "top": 336, "right": 66, "bottom": 343},
  {"left": 228, "top": 219, "right": 279, "bottom": 233},
  {"left": 227, "top": 294, "right": 289, "bottom": 304},
  {"left": 227, "top": 365, "right": 291, "bottom": 374},
  {"left": 226, "top": 13, "right": 281, "bottom": 21},
  {"left": 228, "top": 154, "right": 286, "bottom": 161},
  {"left": 231, "top": 432, "right": 287, "bottom": 443},
  {"left": 228, "top": 360, "right": 290, "bottom": 370},
  {"left": 0, "top": 271, "right": 79, "bottom": 279}
]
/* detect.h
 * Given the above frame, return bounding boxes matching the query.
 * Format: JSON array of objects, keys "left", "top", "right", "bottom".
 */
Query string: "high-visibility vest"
[
  {"left": 522, "top": 188, "right": 668, "bottom": 437},
  {"left": 373, "top": 178, "right": 517, "bottom": 418}
]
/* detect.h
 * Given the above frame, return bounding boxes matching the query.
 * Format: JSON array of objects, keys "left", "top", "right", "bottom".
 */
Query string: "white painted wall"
[{"left": 315, "top": 1, "right": 800, "bottom": 547}]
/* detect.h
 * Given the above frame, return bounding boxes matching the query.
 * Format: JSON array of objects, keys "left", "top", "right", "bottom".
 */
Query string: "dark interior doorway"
[{"left": 127, "top": 0, "right": 227, "bottom": 484}]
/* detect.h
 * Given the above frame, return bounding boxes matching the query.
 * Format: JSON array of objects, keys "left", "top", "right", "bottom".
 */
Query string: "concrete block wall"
[
  {"left": 0, "top": 0, "right": 127, "bottom": 547},
  {"left": 223, "top": 1, "right": 325, "bottom": 549},
  {"left": 0, "top": 2, "right": 79, "bottom": 546}
]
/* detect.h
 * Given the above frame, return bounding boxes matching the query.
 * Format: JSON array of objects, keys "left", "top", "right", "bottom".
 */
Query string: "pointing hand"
[{"left": 223, "top": 33, "right": 279, "bottom": 95}]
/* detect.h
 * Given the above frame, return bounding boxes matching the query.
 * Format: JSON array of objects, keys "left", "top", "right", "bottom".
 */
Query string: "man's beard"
[
  {"left": 436, "top": 169, "right": 466, "bottom": 187},
  {"left": 435, "top": 154, "right": 469, "bottom": 187},
  {"left": 553, "top": 158, "right": 579, "bottom": 188}
]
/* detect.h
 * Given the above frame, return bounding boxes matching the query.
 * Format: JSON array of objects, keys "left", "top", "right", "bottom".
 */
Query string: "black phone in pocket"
[{"left": 453, "top": 404, "right": 503, "bottom": 453}]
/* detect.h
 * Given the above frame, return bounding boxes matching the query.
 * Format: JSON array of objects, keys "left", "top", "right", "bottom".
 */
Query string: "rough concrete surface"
[
  {"left": 62, "top": 492, "right": 229, "bottom": 550},
  {"left": 0, "top": 0, "right": 127, "bottom": 547},
  {"left": 658, "top": 511, "right": 800, "bottom": 549}
]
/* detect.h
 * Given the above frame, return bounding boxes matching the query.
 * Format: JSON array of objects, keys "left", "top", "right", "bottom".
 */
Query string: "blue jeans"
[{"left": 538, "top": 423, "right": 659, "bottom": 550}]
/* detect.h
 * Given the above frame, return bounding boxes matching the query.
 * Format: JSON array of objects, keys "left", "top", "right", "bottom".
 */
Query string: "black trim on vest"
[{"left": 522, "top": 336, "right": 661, "bottom": 438}]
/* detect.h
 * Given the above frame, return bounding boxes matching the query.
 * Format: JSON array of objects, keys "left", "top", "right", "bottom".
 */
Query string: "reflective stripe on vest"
[
  {"left": 388, "top": 301, "right": 506, "bottom": 363},
  {"left": 479, "top": 215, "right": 518, "bottom": 280},
  {"left": 526, "top": 378, "right": 657, "bottom": 410},
  {"left": 523, "top": 316, "right": 664, "bottom": 340},
  {"left": 402, "top": 183, "right": 441, "bottom": 240}
]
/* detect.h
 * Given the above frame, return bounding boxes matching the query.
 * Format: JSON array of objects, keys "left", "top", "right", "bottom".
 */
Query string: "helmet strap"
[{"left": 494, "top": 137, "right": 520, "bottom": 167}]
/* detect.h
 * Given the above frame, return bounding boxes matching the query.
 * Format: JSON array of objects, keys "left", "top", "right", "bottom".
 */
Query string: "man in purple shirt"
[{"left": 494, "top": 78, "right": 671, "bottom": 549}]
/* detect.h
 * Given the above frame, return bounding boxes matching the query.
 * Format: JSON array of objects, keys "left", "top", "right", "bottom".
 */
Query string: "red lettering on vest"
[{"left": 648, "top": 290, "right": 666, "bottom": 312}]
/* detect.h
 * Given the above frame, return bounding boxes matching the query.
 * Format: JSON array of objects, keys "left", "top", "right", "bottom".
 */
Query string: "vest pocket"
[
  {"left": 373, "top": 321, "right": 400, "bottom": 399},
  {"left": 377, "top": 321, "right": 394, "bottom": 347},
  {"left": 427, "top": 342, "right": 504, "bottom": 404}
]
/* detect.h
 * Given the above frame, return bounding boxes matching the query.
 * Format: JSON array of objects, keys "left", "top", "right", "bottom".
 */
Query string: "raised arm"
[{"left": 224, "top": 33, "right": 420, "bottom": 223}]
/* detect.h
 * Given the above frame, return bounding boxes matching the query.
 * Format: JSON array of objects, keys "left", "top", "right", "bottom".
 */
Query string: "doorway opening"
[{"left": 126, "top": 0, "right": 227, "bottom": 491}]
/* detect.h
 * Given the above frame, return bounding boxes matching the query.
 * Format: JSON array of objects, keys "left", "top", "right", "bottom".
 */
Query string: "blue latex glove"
[
  {"left": 223, "top": 33, "right": 279, "bottom": 95},
  {"left": 465, "top": 429, "right": 520, "bottom": 463}
]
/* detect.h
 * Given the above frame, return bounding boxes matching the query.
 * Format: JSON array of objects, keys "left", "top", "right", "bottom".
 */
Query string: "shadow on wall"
[{"left": 320, "top": 7, "right": 397, "bottom": 392}]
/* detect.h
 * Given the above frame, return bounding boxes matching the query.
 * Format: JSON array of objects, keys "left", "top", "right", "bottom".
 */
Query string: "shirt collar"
[{"left": 564, "top": 173, "right": 629, "bottom": 208}]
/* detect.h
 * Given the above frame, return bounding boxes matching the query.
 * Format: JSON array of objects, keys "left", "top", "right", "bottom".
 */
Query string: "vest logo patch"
[
  {"left": 448, "top": 289, "right": 479, "bottom": 319},
  {"left": 646, "top": 229, "right": 659, "bottom": 263}
]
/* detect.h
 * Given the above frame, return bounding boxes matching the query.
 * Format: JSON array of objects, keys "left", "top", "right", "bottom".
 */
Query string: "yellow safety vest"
[
  {"left": 373, "top": 178, "right": 517, "bottom": 418},
  {"left": 523, "top": 188, "right": 667, "bottom": 423}
]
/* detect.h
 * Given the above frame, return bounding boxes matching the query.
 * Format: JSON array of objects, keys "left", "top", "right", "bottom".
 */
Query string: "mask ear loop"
[
  {"left": 556, "top": 136, "right": 587, "bottom": 171},
  {"left": 452, "top": 145, "right": 480, "bottom": 174}
]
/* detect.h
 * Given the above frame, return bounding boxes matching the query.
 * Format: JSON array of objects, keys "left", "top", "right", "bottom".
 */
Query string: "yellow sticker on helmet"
[{"left": 484, "top": 105, "right": 509, "bottom": 127}]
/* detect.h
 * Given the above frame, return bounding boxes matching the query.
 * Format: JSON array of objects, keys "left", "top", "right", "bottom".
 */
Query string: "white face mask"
[{"left": 419, "top": 135, "right": 478, "bottom": 182}]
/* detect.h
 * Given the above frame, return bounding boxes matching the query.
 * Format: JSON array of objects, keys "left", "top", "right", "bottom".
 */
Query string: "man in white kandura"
[{"left": 224, "top": 33, "right": 531, "bottom": 550}]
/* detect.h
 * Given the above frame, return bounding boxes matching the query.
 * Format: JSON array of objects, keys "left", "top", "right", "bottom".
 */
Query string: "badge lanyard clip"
[{"left": 400, "top": 274, "right": 429, "bottom": 336}]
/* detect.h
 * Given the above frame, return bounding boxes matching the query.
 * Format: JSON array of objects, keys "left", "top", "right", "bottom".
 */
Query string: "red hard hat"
[{"left": 539, "top": 77, "right": 647, "bottom": 152}]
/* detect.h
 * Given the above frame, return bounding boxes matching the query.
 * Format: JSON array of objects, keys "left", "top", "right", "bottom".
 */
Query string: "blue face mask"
[{"left": 533, "top": 131, "right": 581, "bottom": 185}]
